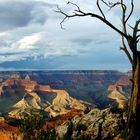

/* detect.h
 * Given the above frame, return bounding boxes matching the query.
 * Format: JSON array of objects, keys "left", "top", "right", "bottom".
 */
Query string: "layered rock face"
[
  {"left": 0, "top": 108, "right": 124, "bottom": 140},
  {"left": 108, "top": 73, "right": 131, "bottom": 109},
  {"left": 108, "top": 88, "right": 128, "bottom": 109},
  {"left": 24, "top": 71, "right": 131, "bottom": 108},
  {"left": 0, "top": 71, "right": 132, "bottom": 109},
  {"left": 56, "top": 108, "right": 125, "bottom": 140},
  {"left": 0, "top": 71, "right": 131, "bottom": 139},
  {"left": 0, "top": 73, "right": 92, "bottom": 140},
  {"left": 0, "top": 123, "right": 21, "bottom": 140},
  {"left": 0, "top": 71, "right": 131, "bottom": 112},
  {"left": 0, "top": 74, "right": 87, "bottom": 119}
]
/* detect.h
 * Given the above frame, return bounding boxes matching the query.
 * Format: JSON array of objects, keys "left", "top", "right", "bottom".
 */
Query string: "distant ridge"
[{"left": 0, "top": 70, "right": 131, "bottom": 109}]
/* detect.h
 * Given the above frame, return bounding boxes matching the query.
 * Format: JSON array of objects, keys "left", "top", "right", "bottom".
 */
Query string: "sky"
[{"left": 0, "top": 0, "right": 139, "bottom": 71}]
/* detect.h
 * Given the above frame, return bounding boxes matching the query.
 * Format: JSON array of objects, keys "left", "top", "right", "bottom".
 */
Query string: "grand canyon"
[{"left": 0, "top": 70, "right": 131, "bottom": 139}]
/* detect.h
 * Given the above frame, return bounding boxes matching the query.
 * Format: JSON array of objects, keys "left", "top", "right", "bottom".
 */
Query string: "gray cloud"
[
  {"left": 0, "top": 52, "right": 24, "bottom": 56},
  {"left": 0, "top": 0, "right": 48, "bottom": 31},
  {"left": 0, "top": 0, "right": 138, "bottom": 70},
  {"left": 70, "top": 38, "right": 93, "bottom": 46}
]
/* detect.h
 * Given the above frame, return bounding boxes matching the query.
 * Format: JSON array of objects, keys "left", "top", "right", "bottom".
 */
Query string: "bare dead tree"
[{"left": 56, "top": 0, "right": 140, "bottom": 139}]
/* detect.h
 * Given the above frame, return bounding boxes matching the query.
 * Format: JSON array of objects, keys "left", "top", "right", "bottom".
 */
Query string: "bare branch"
[
  {"left": 125, "top": 0, "right": 134, "bottom": 23},
  {"left": 136, "top": 34, "right": 140, "bottom": 40},
  {"left": 56, "top": 5, "right": 69, "bottom": 29},
  {"left": 127, "top": 19, "right": 140, "bottom": 52},
  {"left": 100, "top": 0, "right": 110, "bottom": 7},
  {"left": 56, "top": 3, "right": 129, "bottom": 39},
  {"left": 109, "top": 2, "right": 123, "bottom": 9},
  {"left": 101, "top": 0, "right": 128, "bottom": 35},
  {"left": 101, "top": 0, "right": 132, "bottom": 25},
  {"left": 120, "top": 0, "right": 127, "bottom": 35},
  {"left": 60, "top": 16, "right": 68, "bottom": 29},
  {"left": 56, "top": 5, "right": 69, "bottom": 17},
  {"left": 56, "top": 5, "right": 83, "bottom": 29},
  {"left": 128, "top": 24, "right": 134, "bottom": 30},
  {"left": 67, "top": 1, "right": 81, "bottom": 11},
  {"left": 137, "top": 39, "right": 140, "bottom": 43},
  {"left": 67, "top": 2, "right": 85, "bottom": 15},
  {"left": 102, "top": 1, "right": 126, "bottom": 11},
  {"left": 120, "top": 36, "right": 133, "bottom": 64},
  {"left": 133, "top": 19, "right": 140, "bottom": 37},
  {"left": 100, "top": 0, "right": 124, "bottom": 9},
  {"left": 120, "top": 0, "right": 127, "bottom": 13},
  {"left": 96, "top": 0, "right": 106, "bottom": 19},
  {"left": 120, "top": 46, "right": 133, "bottom": 64},
  {"left": 128, "top": 24, "right": 140, "bottom": 32},
  {"left": 101, "top": 0, "right": 127, "bottom": 36}
]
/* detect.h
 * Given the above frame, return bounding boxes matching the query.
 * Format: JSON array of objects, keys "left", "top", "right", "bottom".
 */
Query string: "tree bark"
[{"left": 127, "top": 52, "right": 140, "bottom": 140}]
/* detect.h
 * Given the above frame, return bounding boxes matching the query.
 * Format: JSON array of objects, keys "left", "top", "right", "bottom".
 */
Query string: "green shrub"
[
  {"left": 110, "top": 105, "right": 123, "bottom": 114},
  {"left": 76, "top": 123, "right": 87, "bottom": 136},
  {"left": 63, "top": 120, "right": 73, "bottom": 140},
  {"left": 18, "top": 110, "right": 57, "bottom": 140}
]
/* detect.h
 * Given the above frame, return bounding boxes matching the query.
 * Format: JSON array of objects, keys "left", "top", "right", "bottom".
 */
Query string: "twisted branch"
[
  {"left": 57, "top": 0, "right": 136, "bottom": 63},
  {"left": 133, "top": 19, "right": 140, "bottom": 38},
  {"left": 120, "top": 36, "right": 133, "bottom": 64},
  {"left": 125, "top": 0, "right": 134, "bottom": 23},
  {"left": 56, "top": 2, "right": 129, "bottom": 39},
  {"left": 97, "top": 0, "right": 106, "bottom": 19}
]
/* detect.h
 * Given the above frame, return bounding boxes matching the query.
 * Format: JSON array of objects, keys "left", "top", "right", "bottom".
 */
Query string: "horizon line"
[{"left": 0, "top": 69, "right": 131, "bottom": 72}]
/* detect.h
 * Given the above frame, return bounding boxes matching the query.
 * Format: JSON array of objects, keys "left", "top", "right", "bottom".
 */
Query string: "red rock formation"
[
  {"left": 108, "top": 75, "right": 131, "bottom": 92},
  {"left": 108, "top": 84, "right": 117, "bottom": 91},
  {"left": 45, "top": 109, "right": 82, "bottom": 130},
  {"left": 0, "top": 109, "right": 82, "bottom": 140},
  {"left": 0, "top": 123, "right": 21, "bottom": 140},
  {"left": 1, "top": 77, "right": 52, "bottom": 95},
  {"left": 116, "top": 75, "right": 131, "bottom": 86},
  {"left": 36, "top": 85, "right": 52, "bottom": 92}
]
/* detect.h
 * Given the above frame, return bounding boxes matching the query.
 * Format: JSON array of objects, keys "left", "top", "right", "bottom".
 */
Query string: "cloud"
[
  {"left": 0, "top": 0, "right": 139, "bottom": 70},
  {"left": 13, "top": 33, "right": 42, "bottom": 50},
  {"left": 0, "top": 0, "right": 48, "bottom": 31},
  {"left": 0, "top": 32, "right": 44, "bottom": 62}
]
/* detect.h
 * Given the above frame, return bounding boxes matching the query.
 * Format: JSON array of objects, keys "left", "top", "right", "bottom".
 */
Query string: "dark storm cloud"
[
  {"left": 0, "top": 1, "right": 48, "bottom": 31},
  {"left": 0, "top": 58, "right": 53, "bottom": 70}
]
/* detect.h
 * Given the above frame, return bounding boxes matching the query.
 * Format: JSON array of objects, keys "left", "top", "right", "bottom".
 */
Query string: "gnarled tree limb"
[
  {"left": 125, "top": 0, "right": 134, "bottom": 23},
  {"left": 96, "top": 0, "right": 106, "bottom": 19},
  {"left": 120, "top": 36, "right": 133, "bottom": 64},
  {"left": 56, "top": 3, "right": 129, "bottom": 39}
]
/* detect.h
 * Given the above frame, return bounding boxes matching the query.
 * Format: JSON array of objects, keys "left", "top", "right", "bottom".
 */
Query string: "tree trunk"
[{"left": 127, "top": 52, "right": 140, "bottom": 140}]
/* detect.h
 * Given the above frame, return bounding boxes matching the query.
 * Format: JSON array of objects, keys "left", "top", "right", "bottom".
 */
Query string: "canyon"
[{"left": 0, "top": 70, "right": 131, "bottom": 139}]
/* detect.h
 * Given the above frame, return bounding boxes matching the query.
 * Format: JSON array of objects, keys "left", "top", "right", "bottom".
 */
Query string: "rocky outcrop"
[
  {"left": 0, "top": 116, "right": 4, "bottom": 122},
  {"left": 0, "top": 70, "right": 132, "bottom": 109},
  {"left": 0, "top": 76, "right": 88, "bottom": 119},
  {"left": 107, "top": 74, "right": 131, "bottom": 109},
  {"left": 108, "top": 74, "right": 131, "bottom": 92},
  {"left": 108, "top": 88, "right": 128, "bottom": 109},
  {"left": 56, "top": 108, "right": 125, "bottom": 139},
  {"left": 8, "top": 88, "right": 87, "bottom": 119},
  {"left": 45, "top": 109, "right": 82, "bottom": 130},
  {"left": 0, "top": 108, "right": 124, "bottom": 140},
  {"left": 0, "top": 123, "right": 22, "bottom": 140}
]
